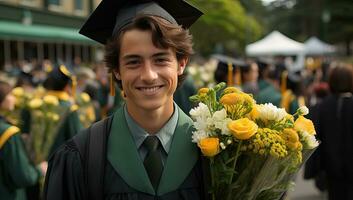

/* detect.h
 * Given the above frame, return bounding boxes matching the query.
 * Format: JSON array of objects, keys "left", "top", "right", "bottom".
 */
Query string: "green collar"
[{"left": 107, "top": 106, "right": 198, "bottom": 195}]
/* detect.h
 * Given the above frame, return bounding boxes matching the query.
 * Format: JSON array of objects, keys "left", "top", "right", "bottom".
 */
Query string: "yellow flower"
[
  {"left": 87, "top": 106, "right": 96, "bottom": 122},
  {"left": 242, "top": 93, "right": 256, "bottom": 105},
  {"left": 80, "top": 92, "right": 91, "bottom": 103},
  {"left": 249, "top": 105, "right": 259, "bottom": 119},
  {"left": 29, "top": 98, "right": 43, "bottom": 109},
  {"left": 294, "top": 116, "right": 316, "bottom": 135},
  {"left": 283, "top": 128, "right": 299, "bottom": 143},
  {"left": 223, "top": 87, "right": 240, "bottom": 94},
  {"left": 228, "top": 118, "right": 258, "bottom": 140},
  {"left": 43, "top": 95, "right": 59, "bottom": 106},
  {"left": 198, "top": 138, "right": 220, "bottom": 157},
  {"left": 282, "top": 128, "right": 300, "bottom": 150},
  {"left": 198, "top": 88, "right": 209, "bottom": 95},
  {"left": 220, "top": 93, "right": 243, "bottom": 105},
  {"left": 70, "top": 104, "right": 79, "bottom": 112},
  {"left": 52, "top": 114, "right": 60, "bottom": 121},
  {"left": 12, "top": 87, "right": 24, "bottom": 97}
]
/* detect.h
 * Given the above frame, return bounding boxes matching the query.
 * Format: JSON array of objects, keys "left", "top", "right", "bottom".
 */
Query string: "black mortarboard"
[
  {"left": 79, "top": 0, "right": 203, "bottom": 44},
  {"left": 43, "top": 65, "right": 76, "bottom": 91}
]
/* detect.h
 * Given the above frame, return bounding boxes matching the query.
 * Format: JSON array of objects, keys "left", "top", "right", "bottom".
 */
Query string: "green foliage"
[
  {"left": 188, "top": 0, "right": 263, "bottom": 56},
  {"left": 266, "top": 0, "right": 353, "bottom": 55}
]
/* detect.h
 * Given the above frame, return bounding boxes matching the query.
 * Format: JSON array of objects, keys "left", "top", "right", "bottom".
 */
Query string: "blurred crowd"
[{"left": 0, "top": 54, "right": 352, "bottom": 200}]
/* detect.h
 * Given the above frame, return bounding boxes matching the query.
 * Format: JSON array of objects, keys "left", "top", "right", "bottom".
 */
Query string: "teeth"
[{"left": 139, "top": 86, "right": 160, "bottom": 92}]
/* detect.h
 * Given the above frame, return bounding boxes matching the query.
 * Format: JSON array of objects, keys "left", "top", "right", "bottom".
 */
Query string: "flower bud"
[{"left": 298, "top": 106, "right": 309, "bottom": 116}]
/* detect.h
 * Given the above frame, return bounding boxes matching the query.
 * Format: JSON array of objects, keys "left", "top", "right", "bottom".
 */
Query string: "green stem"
[{"left": 228, "top": 140, "right": 242, "bottom": 184}]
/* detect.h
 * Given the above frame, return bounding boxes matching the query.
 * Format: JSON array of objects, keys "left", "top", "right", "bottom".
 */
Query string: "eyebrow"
[{"left": 121, "top": 51, "right": 172, "bottom": 61}]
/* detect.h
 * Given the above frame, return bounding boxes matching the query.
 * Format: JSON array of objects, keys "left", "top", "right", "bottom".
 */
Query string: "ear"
[
  {"left": 177, "top": 57, "right": 188, "bottom": 75},
  {"left": 113, "top": 68, "right": 121, "bottom": 80}
]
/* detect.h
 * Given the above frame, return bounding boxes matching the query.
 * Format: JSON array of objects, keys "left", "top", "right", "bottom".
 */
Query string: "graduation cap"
[
  {"left": 79, "top": 0, "right": 203, "bottom": 44},
  {"left": 43, "top": 65, "right": 77, "bottom": 95},
  {"left": 212, "top": 54, "right": 247, "bottom": 86}
]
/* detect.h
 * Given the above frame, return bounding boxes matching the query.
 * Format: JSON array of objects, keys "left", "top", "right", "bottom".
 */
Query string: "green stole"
[{"left": 107, "top": 106, "right": 198, "bottom": 196}]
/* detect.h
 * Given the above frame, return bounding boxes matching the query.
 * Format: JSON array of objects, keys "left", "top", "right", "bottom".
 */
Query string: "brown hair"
[
  {"left": 328, "top": 64, "right": 353, "bottom": 94},
  {"left": 104, "top": 15, "right": 194, "bottom": 89}
]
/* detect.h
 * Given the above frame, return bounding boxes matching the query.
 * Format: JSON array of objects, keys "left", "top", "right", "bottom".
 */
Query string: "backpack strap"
[{"left": 73, "top": 116, "right": 113, "bottom": 200}]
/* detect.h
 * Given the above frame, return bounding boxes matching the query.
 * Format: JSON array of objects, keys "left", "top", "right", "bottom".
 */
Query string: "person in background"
[
  {"left": 256, "top": 59, "right": 272, "bottom": 91},
  {"left": 256, "top": 65, "right": 282, "bottom": 107},
  {"left": 174, "top": 74, "right": 197, "bottom": 115},
  {"left": 313, "top": 63, "right": 353, "bottom": 200},
  {"left": 280, "top": 70, "right": 305, "bottom": 114},
  {"left": 240, "top": 61, "right": 259, "bottom": 95},
  {"left": 42, "top": 65, "right": 83, "bottom": 155},
  {"left": 0, "top": 80, "right": 47, "bottom": 200}
]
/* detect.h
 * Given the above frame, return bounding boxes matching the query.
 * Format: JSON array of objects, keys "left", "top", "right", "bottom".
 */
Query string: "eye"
[
  {"left": 155, "top": 57, "right": 170, "bottom": 65},
  {"left": 124, "top": 59, "right": 141, "bottom": 68}
]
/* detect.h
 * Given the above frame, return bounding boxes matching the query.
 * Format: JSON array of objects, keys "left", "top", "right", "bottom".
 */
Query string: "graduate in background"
[
  {"left": 42, "top": 65, "right": 83, "bottom": 156},
  {"left": 44, "top": 0, "right": 208, "bottom": 200},
  {"left": 255, "top": 65, "right": 282, "bottom": 107},
  {"left": 0, "top": 81, "right": 47, "bottom": 200}
]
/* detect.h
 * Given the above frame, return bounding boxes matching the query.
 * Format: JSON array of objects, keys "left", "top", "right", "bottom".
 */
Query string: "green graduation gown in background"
[
  {"left": 174, "top": 76, "right": 197, "bottom": 115},
  {"left": 256, "top": 83, "right": 282, "bottom": 107},
  {"left": 44, "top": 106, "right": 208, "bottom": 200},
  {"left": 47, "top": 91, "right": 83, "bottom": 156},
  {"left": 0, "top": 117, "right": 41, "bottom": 200}
]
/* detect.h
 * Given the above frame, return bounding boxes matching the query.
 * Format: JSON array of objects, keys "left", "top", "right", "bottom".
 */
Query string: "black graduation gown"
[
  {"left": 314, "top": 94, "right": 353, "bottom": 199},
  {"left": 44, "top": 106, "right": 209, "bottom": 200}
]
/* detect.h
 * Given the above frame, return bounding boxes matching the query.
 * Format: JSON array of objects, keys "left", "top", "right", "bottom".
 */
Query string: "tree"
[
  {"left": 266, "top": 0, "right": 353, "bottom": 55},
  {"left": 188, "top": 0, "right": 263, "bottom": 56}
]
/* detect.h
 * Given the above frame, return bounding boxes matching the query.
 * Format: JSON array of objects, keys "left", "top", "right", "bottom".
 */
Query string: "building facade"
[{"left": 0, "top": 0, "right": 103, "bottom": 70}]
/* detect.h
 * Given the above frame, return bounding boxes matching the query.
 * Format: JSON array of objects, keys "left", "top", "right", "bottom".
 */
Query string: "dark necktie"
[{"left": 143, "top": 136, "right": 163, "bottom": 190}]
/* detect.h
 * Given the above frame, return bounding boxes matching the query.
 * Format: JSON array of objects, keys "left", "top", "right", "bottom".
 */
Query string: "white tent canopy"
[
  {"left": 246, "top": 31, "right": 305, "bottom": 56},
  {"left": 304, "top": 36, "right": 335, "bottom": 55}
]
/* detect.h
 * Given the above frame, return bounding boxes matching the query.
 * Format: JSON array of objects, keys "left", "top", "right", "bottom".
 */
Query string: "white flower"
[
  {"left": 257, "top": 103, "right": 287, "bottom": 121},
  {"left": 300, "top": 131, "right": 319, "bottom": 149},
  {"left": 190, "top": 103, "right": 211, "bottom": 120},
  {"left": 227, "top": 139, "right": 232, "bottom": 144},
  {"left": 191, "top": 130, "right": 208, "bottom": 143},
  {"left": 193, "top": 118, "right": 209, "bottom": 132},
  {"left": 220, "top": 142, "right": 226, "bottom": 150},
  {"left": 207, "top": 109, "right": 232, "bottom": 135},
  {"left": 298, "top": 106, "right": 309, "bottom": 116}
]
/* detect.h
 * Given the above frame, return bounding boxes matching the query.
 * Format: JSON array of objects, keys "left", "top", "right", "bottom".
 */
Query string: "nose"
[{"left": 140, "top": 61, "right": 158, "bottom": 82}]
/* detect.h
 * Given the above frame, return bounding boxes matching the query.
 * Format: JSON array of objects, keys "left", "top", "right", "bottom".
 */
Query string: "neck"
[{"left": 126, "top": 101, "right": 174, "bottom": 134}]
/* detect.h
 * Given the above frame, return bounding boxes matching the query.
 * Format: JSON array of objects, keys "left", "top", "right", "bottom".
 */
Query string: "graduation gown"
[
  {"left": 0, "top": 117, "right": 41, "bottom": 200},
  {"left": 47, "top": 91, "right": 83, "bottom": 156},
  {"left": 44, "top": 106, "right": 208, "bottom": 200},
  {"left": 255, "top": 83, "right": 281, "bottom": 107}
]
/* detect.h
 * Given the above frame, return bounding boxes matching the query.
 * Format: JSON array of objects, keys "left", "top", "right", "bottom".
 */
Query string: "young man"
[{"left": 44, "top": 0, "right": 208, "bottom": 199}]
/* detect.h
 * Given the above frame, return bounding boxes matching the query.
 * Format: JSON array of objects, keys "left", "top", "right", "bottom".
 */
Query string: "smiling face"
[{"left": 114, "top": 29, "right": 187, "bottom": 113}]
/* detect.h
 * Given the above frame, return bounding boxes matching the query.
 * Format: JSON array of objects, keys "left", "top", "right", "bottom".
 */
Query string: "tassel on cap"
[
  {"left": 235, "top": 66, "right": 241, "bottom": 86},
  {"left": 281, "top": 71, "right": 288, "bottom": 94},
  {"left": 71, "top": 76, "right": 77, "bottom": 98},
  {"left": 227, "top": 61, "right": 233, "bottom": 86}
]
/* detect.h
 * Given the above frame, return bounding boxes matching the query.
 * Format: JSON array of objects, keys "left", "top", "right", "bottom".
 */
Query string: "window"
[
  {"left": 74, "top": 0, "right": 83, "bottom": 10},
  {"left": 48, "top": 0, "right": 60, "bottom": 6}
]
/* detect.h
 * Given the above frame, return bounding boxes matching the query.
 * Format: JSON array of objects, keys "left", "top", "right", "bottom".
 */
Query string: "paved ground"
[{"left": 287, "top": 167, "right": 326, "bottom": 200}]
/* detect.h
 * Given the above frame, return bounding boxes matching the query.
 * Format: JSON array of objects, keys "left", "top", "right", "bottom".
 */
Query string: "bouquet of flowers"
[
  {"left": 75, "top": 92, "right": 96, "bottom": 128},
  {"left": 189, "top": 82, "right": 319, "bottom": 200},
  {"left": 6, "top": 87, "right": 32, "bottom": 126},
  {"left": 26, "top": 94, "right": 67, "bottom": 164}
]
